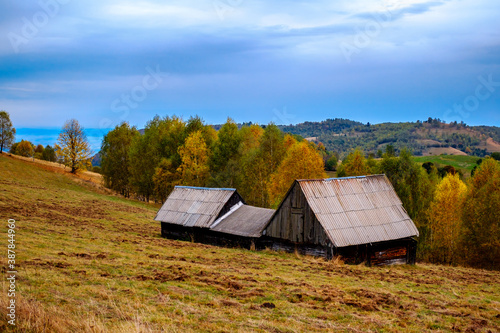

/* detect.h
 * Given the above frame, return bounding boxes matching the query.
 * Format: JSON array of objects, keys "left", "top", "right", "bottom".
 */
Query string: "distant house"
[
  {"left": 261, "top": 175, "right": 419, "bottom": 265},
  {"left": 154, "top": 186, "right": 274, "bottom": 248}
]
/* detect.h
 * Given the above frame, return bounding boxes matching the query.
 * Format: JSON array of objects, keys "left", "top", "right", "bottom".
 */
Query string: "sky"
[{"left": 1, "top": 0, "right": 500, "bottom": 150}]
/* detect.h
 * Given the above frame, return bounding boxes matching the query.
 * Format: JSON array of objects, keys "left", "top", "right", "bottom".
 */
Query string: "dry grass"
[{"left": 0, "top": 154, "right": 499, "bottom": 332}]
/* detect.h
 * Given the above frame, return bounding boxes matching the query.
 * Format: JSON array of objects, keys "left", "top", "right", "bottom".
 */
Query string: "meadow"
[{"left": 0, "top": 154, "right": 498, "bottom": 332}]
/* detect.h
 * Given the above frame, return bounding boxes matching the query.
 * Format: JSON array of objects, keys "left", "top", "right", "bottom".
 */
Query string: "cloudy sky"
[{"left": 1, "top": 0, "right": 499, "bottom": 140}]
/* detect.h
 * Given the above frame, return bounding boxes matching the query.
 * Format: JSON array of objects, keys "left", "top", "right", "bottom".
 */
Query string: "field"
[
  {"left": 1, "top": 155, "right": 499, "bottom": 332},
  {"left": 413, "top": 155, "right": 481, "bottom": 174}
]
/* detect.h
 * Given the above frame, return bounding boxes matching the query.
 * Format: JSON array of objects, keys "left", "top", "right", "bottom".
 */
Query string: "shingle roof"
[
  {"left": 154, "top": 186, "right": 238, "bottom": 228},
  {"left": 210, "top": 205, "right": 275, "bottom": 237},
  {"left": 297, "top": 175, "right": 419, "bottom": 247}
]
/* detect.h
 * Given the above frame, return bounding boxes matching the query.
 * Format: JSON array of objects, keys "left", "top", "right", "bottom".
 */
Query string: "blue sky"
[{"left": 1, "top": 0, "right": 499, "bottom": 149}]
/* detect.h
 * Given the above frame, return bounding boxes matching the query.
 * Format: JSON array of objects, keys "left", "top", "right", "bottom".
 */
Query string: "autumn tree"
[
  {"left": 177, "top": 131, "right": 210, "bottom": 187},
  {"left": 237, "top": 125, "right": 266, "bottom": 206},
  {"left": 34, "top": 144, "right": 44, "bottom": 159},
  {"left": 461, "top": 158, "right": 500, "bottom": 269},
  {"left": 428, "top": 173, "right": 467, "bottom": 264},
  {"left": 268, "top": 141, "right": 327, "bottom": 206},
  {"left": 0, "top": 111, "right": 15, "bottom": 153},
  {"left": 15, "top": 140, "right": 34, "bottom": 157},
  {"left": 337, "top": 148, "right": 372, "bottom": 177},
  {"left": 101, "top": 122, "right": 139, "bottom": 197},
  {"left": 153, "top": 158, "right": 180, "bottom": 202},
  {"left": 240, "top": 124, "right": 286, "bottom": 207},
  {"left": 57, "top": 119, "right": 93, "bottom": 173}
]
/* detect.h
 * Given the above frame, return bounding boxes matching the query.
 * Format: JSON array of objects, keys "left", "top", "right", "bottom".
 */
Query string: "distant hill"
[{"left": 277, "top": 118, "right": 500, "bottom": 157}]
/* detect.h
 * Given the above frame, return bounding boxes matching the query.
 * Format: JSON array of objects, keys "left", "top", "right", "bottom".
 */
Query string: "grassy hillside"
[
  {"left": 1, "top": 155, "right": 499, "bottom": 332},
  {"left": 413, "top": 155, "right": 481, "bottom": 174}
]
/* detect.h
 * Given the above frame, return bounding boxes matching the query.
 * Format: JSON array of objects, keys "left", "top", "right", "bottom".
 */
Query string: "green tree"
[
  {"left": 378, "top": 149, "right": 436, "bottom": 259},
  {"left": 0, "top": 111, "right": 16, "bottom": 153},
  {"left": 15, "top": 140, "right": 34, "bottom": 157},
  {"left": 57, "top": 119, "right": 93, "bottom": 173},
  {"left": 325, "top": 155, "right": 338, "bottom": 171},
  {"left": 41, "top": 145, "right": 57, "bottom": 162},
  {"left": 210, "top": 118, "right": 242, "bottom": 187},
  {"left": 101, "top": 123, "right": 139, "bottom": 197},
  {"left": 461, "top": 158, "right": 500, "bottom": 269},
  {"left": 385, "top": 144, "right": 395, "bottom": 157}
]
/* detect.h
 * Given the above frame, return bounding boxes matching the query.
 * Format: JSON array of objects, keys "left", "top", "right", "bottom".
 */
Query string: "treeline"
[
  {"left": 100, "top": 116, "right": 329, "bottom": 208},
  {"left": 10, "top": 140, "right": 58, "bottom": 162},
  {"left": 337, "top": 146, "right": 499, "bottom": 270}
]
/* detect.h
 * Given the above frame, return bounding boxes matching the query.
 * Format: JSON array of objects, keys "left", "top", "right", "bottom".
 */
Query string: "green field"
[
  {"left": 1, "top": 155, "right": 499, "bottom": 332},
  {"left": 413, "top": 155, "right": 481, "bottom": 173}
]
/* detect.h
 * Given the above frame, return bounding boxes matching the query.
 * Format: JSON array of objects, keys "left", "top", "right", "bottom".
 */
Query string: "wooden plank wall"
[{"left": 264, "top": 182, "right": 329, "bottom": 246}]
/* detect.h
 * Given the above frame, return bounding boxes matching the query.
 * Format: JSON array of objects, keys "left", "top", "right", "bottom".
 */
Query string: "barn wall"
[
  {"left": 161, "top": 222, "right": 257, "bottom": 249},
  {"left": 264, "top": 183, "right": 330, "bottom": 246}
]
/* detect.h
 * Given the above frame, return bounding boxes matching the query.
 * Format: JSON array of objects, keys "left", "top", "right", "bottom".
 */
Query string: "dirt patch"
[
  {"left": 486, "top": 137, "right": 500, "bottom": 152},
  {"left": 424, "top": 147, "right": 467, "bottom": 156}
]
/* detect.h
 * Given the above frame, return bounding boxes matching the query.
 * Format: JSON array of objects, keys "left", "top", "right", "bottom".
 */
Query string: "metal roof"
[
  {"left": 154, "top": 186, "right": 237, "bottom": 228},
  {"left": 297, "top": 174, "right": 419, "bottom": 247},
  {"left": 210, "top": 205, "right": 275, "bottom": 237}
]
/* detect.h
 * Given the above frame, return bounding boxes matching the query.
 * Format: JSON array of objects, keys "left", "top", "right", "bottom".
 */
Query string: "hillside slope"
[
  {"left": 279, "top": 119, "right": 500, "bottom": 157},
  {"left": 0, "top": 155, "right": 499, "bottom": 332}
]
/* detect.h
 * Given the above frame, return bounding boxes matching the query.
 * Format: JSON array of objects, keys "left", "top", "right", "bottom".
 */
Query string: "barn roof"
[
  {"left": 154, "top": 186, "right": 240, "bottom": 228},
  {"left": 291, "top": 175, "right": 418, "bottom": 247},
  {"left": 210, "top": 204, "right": 275, "bottom": 237}
]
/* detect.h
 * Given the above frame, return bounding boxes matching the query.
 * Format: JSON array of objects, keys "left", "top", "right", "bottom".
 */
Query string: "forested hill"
[{"left": 276, "top": 118, "right": 500, "bottom": 157}]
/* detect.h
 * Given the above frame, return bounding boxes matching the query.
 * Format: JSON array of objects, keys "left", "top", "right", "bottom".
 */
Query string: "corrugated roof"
[
  {"left": 210, "top": 205, "right": 275, "bottom": 237},
  {"left": 154, "top": 186, "right": 237, "bottom": 228},
  {"left": 298, "top": 175, "right": 419, "bottom": 247}
]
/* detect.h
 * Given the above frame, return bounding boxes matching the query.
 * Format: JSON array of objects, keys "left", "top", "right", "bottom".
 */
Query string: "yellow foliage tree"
[
  {"left": 268, "top": 141, "right": 327, "bottom": 207},
  {"left": 177, "top": 131, "right": 210, "bottom": 187},
  {"left": 57, "top": 119, "right": 93, "bottom": 173},
  {"left": 461, "top": 157, "right": 500, "bottom": 269},
  {"left": 428, "top": 173, "right": 467, "bottom": 264},
  {"left": 337, "top": 148, "right": 371, "bottom": 177}
]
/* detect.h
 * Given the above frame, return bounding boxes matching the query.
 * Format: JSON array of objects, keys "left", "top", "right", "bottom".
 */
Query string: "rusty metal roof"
[
  {"left": 154, "top": 186, "right": 238, "bottom": 228},
  {"left": 297, "top": 175, "right": 419, "bottom": 247},
  {"left": 210, "top": 205, "right": 275, "bottom": 237}
]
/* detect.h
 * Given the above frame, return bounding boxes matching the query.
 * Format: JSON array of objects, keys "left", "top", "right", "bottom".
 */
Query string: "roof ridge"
[{"left": 174, "top": 186, "right": 236, "bottom": 191}]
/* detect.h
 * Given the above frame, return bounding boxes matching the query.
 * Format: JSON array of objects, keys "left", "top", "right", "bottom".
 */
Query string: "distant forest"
[{"left": 277, "top": 118, "right": 500, "bottom": 158}]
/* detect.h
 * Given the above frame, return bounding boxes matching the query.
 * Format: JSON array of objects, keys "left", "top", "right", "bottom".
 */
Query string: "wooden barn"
[
  {"left": 154, "top": 186, "right": 274, "bottom": 248},
  {"left": 261, "top": 175, "right": 419, "bottom": 265}
]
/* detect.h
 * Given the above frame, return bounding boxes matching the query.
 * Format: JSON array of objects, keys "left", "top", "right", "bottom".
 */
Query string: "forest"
[{"left": 280, "top": 118, "right": 498, "bottom": 157}]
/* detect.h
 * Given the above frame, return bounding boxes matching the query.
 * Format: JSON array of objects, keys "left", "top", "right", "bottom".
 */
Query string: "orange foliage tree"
[{"left": 268, "top": 141, "right": 327, "bottom": 207}]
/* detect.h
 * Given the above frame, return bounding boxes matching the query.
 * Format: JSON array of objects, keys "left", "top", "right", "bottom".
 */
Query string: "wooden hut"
[
  {"left": 155, "top": 186, "right": 274, "bottom": 248},
  {"left": 261, "top": 175, "right": 419, "bottom": 265}
]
